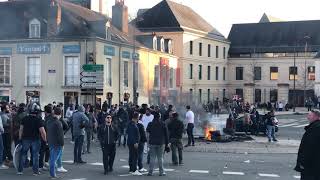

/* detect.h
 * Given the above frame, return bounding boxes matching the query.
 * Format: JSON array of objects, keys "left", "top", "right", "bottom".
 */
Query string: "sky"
[
  {"left": 107, "top": 0, "right": 320, "bottom": 37},
  {"left": 1, "top": 0, "right": 320, "bottom": 37}
]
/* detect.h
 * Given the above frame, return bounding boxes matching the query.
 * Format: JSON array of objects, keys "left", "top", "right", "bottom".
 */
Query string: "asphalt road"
[
  {"left": 276, "top": 114, "right": 306, "bottom": 140},
  {"left": 0, "top": 139, "right": 301, "bottom": 180}
]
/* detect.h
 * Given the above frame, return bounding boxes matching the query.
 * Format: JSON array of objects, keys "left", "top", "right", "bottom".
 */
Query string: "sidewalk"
[{"left": 183, "top": 136, "right": 299, "bottom": 154}]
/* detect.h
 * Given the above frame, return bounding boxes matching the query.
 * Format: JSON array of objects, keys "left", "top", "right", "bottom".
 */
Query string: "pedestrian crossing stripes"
[
  {"left": 189, "top": 170, "right": 209, "bottom": 174},
  {"left": 278, "top": 120, "right": 309, "bottom": 128},
  {"left": 258, "top": 173, "right": 280, "bottom": 177},
  {"left": 223, "top": 171, "right": 245, "bottom": 175},
  {"left": 294, "top": 175, "right": 301, "bottom": 179}
]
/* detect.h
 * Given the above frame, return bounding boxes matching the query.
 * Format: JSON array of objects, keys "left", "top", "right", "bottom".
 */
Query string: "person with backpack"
[
  {"left": 97, "top": 114, "right": 118, "bottom": 175},
  {"left": 72, "top": 105, "right": 89, "bottom": 164}
]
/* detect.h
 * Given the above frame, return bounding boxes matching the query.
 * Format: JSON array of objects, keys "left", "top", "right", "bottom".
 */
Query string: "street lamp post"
[
  {"left": 293, "top": 46, "right": 296, "bottom": 112},
  {"left": 303, "top": 36, "right": 310, "bottom": 106}
]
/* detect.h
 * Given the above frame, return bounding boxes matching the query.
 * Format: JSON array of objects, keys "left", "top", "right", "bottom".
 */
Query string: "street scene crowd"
[{"left": 0, "top": 99, "right": 319, "bottom": 179}]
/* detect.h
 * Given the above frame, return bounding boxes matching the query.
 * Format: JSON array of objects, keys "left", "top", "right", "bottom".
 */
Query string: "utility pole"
[
  {"left": 303, "top": 36, "right": 310, "bottom": 106},
  {"left": 293, "top": 46, "right": 296, "bottom": 112}
]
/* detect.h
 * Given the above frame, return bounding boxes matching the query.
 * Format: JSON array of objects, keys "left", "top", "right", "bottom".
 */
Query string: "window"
[
  {"left": 0, "top": 57, "right": 10, "bottom": 84},
  {"left": 168, "top": 40, "right": 173, "bottom": 54},
  {"left": 215, "top": 66, "right": 219, "bottom": 80},
  {"left": 223, "top": 89, "right": 226, "bottom": 98},
  {"left": 189, "top": 41, "right": 193, "bottom": 55},
  {"left": 199, "top": 89, "right": 202, "bottom": 104},
  {"left": 270, "top": 67, "right": 278, "bottom": 80},
  {"left": 236, "top": 67, "right": 243, "bottom": 80},
  {"left": 255, "top": 89, "right": 261, "bottom": 103},
  {"left": 123, "top": 61, "right": 128, "bottom": 87},
  {"left": 189, "top": 64, "right": 193, "bottom": 79},
  {"left": 208, "top": 44, "right": 211, "bottom": 57},
  {"left": 65, "top": 56, "right": 79, "bottom": 86},
  {"left": 223, "top": 67, "right": 226, "bottom": 81},
  {"left": 169, "top": 68, "right": 174, "bottom": 88},
  {"left": 207, "top": 66, "right": 211, "bottom": 80},
  {"left": 27, "top": 57, "right": 40, "bottom": 86},
  {"left": 29, "top": 19, "right": 40, "bottom": 38},
  {"left": 198, "top": 65, "right": 202, "bottom": 80},
  {"left": 308, "top": 66, "right": 315, "bottom": 80},
  {"left": 199, "top": 43, "right": 202, "bottom": 56},
  {"left": 207, "top": 89, "right": 210, "bottom": 102},
  {"left": 270, "top": 89, "right": 278, "bottom": 102},
  {"left": 223, "top": 47, "right": 226, "bottom": 59},
  {"left": 216, "top": 46, "right": 219, "bottom": 58},
  {"left": 161, "top": 38, "right": 165, "bottom": 52},
  {"left": 236, "top": 89, "right": 243, "bottom": 99},
  {"left": 154, "top": 65, "right": 159, "bottom": 88},
  {"left": 106, "top": 58, "right": 112, "bottom": 86},
  {"left": 153, "top": 36, "right": 157, "bottom": 50},
  {"left": 254, "top": 67, "right": 261, "bottom": 80},
  {"left": 289, "top": 66, "right": 298, "bottom": 80}
]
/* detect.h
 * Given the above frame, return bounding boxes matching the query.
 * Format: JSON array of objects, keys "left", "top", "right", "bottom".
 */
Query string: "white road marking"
[
  {"left": 292, "top": 123, "right": 309, "bottom": 128},
  {"left": 278, "top": 123, "right": 298, "bottom": 127},
  {"left": 89, "top": 162, "right": 103, "bottom": 166},
  {"left": 258, "top": 173, "right": 280, "bottom": 177},
  {"left": 119, "top": 174, "right": 132, "bottom": 177},
  {"left": 68, "top": 179, "right": 87, "bottom": 180},
  {"left": 62, "top": 160, "right": 74, "bottom": 164},
  {"left": 244, "top": 160, "right": 250, "bottom": 163},
  {"left": 121, "top": 165, "right": 129, "bottom": 168},
  {"left": 223, "top": 171, "right": 245, "bottom": 175},
  {"left": 294, "top": 175, "right": 301, "bottom": 179},
  {"left": 119, "top": 159, "right": 126, "bottom": 162},
  {"left": 154, "top": 168, "right": 175, "bottom": 172},
  {"left": 189, "top": 170, "right": 209, "bottom": 174}
]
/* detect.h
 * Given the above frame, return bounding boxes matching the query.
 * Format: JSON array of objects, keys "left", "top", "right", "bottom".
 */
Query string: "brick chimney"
[
  {"left": 112, "top": 0, "right": 128, "bottom": 34},
  {"left": 47, "top": 0, "right": 62, "bottom": 37}
]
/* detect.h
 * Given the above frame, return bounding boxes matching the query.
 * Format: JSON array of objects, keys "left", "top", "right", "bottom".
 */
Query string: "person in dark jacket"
[
  {"left": 85, "top": 105, "right": 97, "bottom": 154},
  {"left": 97, "top": 114, "right": 118, "bottom": 175},
  {"left": 295, "top": 109, "right": 320, "bottom": 180},
  {"left": 47, "top": 107, "right": 64, "bottom": 178},
  {"left": 126, "top": 112, "right": 142, "bottom": 176},
  {"left": 117, "top": 107, "right": 129, "bottom": 147},
  {"left": 137, "top": 120, "right": 147, "bottom": 172},
  {"left": 167, "top": 112, "right": 184, "bottom": 166},
  {"left": 146, "top": 112, "right": 169, "bottom": 176}
]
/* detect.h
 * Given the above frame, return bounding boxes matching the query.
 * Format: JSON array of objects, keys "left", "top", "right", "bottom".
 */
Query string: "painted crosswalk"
[
  {"left": 278, "top": 120, "right": 309, "bottom": 128},
  {"left": 82, "top": 161, "right": 300, "bottom": 178}
]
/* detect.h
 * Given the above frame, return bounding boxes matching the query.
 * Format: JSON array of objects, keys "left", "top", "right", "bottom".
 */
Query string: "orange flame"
[{"left": 204, "top": 127, "right": 215, "bottom": 140}]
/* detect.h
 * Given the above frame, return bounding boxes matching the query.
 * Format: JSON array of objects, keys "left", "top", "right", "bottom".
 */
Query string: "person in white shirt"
[
  {"left": 278, "top": 102, "right": 284, "bottom": 111},
  {"left": 140, "top": 108, "right": 154, "bottom": 130},
  {"left": 185, "top": 105, "right": 195, "bottom": 147}
]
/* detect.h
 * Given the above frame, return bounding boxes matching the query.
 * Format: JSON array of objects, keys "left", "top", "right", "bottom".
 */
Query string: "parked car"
[{"left": 235, "top": 114, "right": 278, "bottom": 135}]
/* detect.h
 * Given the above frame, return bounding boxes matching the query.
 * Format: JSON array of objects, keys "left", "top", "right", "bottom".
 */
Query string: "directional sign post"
[{"left": 80, "top": 64, "right": 104, "bottom": 89}]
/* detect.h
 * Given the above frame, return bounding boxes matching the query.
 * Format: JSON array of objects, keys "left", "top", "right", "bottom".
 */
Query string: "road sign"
[{"left": 80, "top": 64, "right": 104, "bottom": 89}]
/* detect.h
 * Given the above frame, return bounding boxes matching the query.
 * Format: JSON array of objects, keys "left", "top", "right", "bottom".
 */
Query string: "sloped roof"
[
  {"left": 259, "top": 13, "right": 283, "bottom": 23},
  {"left": 135, "top": 0, "right": 227, "bottom": 41},
  {"left": 228, "top": 20, "right": 320, "bottom": 54}
]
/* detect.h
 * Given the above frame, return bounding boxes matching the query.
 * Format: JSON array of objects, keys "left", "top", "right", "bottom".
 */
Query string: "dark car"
[{"left": 235, "top": 114, "right": 278, "bottom": 135}]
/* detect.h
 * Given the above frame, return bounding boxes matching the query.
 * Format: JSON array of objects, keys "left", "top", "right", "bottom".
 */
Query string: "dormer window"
[
  {"left": 106, "top": 21, "right": 111, "bottom": 40},
  {"left": 168, "top": 40, "right": 173, "bottom": 54},
  {"left": 29, "top": 18, "right": 40, "bottom": 38},
  {"left": 153, "top": 36, "right": 157, "bottom": 50},
  {"left": 160, "top": 38, "right": 165, "bottom": 52}
]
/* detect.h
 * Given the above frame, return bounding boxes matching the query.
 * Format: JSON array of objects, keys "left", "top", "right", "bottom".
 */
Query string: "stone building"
[
  {"left": 228, "top": 19, "right": 319, "bottom": 106},
  {"left": 0, "top": 0, "right": 178, "bottom": 108}
]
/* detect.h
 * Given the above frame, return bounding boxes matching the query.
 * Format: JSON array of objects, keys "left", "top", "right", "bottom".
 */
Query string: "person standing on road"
[
  {"left": 47, "top": 107, "right": 65, "bottom": 178},
  {"left": 137, "top": 118, "right": 147, "bottom": 173},
  {"left": 265, "top": 110, "right": 278, "bottom": 142},
  {"left": 185, "top": 105, "right": 195, "bottom": 147},
  {"left": 72, "top": 105, "right": 89, "bottom": 164},
  {"left": 167, "top": 112, "right": 184, "bottom": 166},
  {"left": 214, "top": 98, "right": 220, "bottom": 116},
  {"left": 0, "top": 114, "right": 8, "bottom": 169},
  {"left": 146, "top": 112, "right": 169, "bottom": 176},
  {"left": 1, "top": 103, "right": 13, "bottom": 164},
  {"left": 18, "top": 104, "right": 47, "bottom": 175},
  {"left": 126, "top": 112, "right": 141, "bottom": 176},
  {"left": 97, "top": 114, "right": 118, "bottom": 175},
  {"left": 295, "top": 109, "right": 320, "bottom": 180},
  {"left": 84, "top": 105, "right": 97, "bottom": 154}
]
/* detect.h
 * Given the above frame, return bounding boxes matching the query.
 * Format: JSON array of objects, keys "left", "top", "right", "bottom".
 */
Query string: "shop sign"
[
  {"left": 63, "top": 45, "right": 81, "bottom": 53},
  {"left": 17, "top": 44, "right": 50, "bottom": 54}
]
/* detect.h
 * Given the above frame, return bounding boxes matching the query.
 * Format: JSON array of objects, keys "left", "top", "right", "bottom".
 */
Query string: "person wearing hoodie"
[{"left": 72, "top": 105, "right": 89, "bottom": 164}]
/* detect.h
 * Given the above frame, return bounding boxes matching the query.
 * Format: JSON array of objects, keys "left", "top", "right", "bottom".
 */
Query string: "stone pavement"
[{"left": 257, "top": 107, "right": 309, "bottom": 116}]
